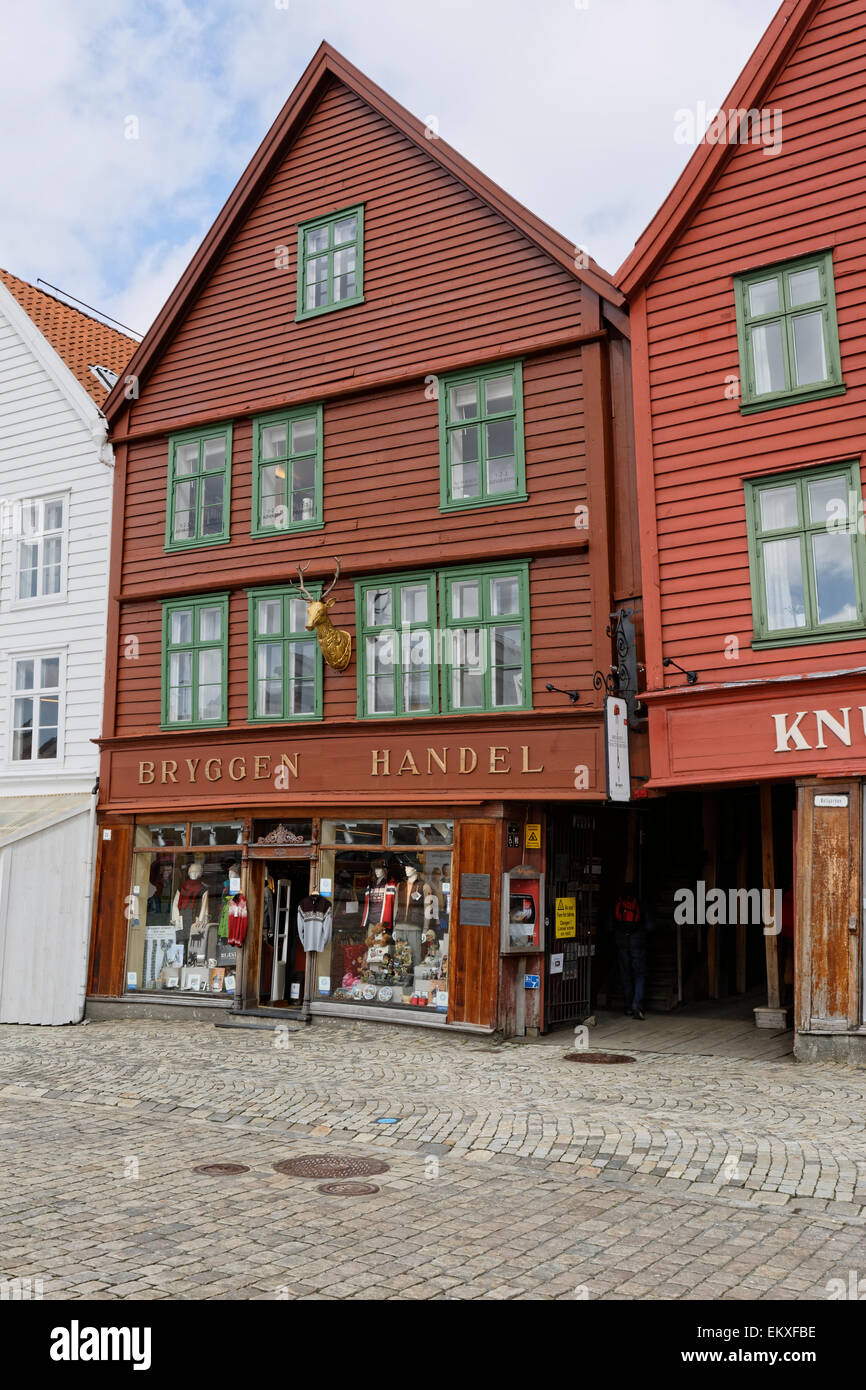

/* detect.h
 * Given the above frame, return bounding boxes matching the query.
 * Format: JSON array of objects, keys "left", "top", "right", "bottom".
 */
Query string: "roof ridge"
[{"left": 0, "top": 267, "right": 139, "bottom": 346}]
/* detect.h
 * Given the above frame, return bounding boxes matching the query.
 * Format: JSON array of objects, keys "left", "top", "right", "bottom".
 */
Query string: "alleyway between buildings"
[{"left": 1, "top": 1017, "right": 865, "bottom": 1300}]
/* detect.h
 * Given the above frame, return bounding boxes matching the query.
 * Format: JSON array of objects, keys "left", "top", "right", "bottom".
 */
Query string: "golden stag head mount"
[{"left": 297, "top": 557, "right": 352, "bottom": 673}]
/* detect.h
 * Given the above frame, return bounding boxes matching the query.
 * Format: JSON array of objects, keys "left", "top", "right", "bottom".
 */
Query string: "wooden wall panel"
[
  {"left": 642, "top": 0, "right": 866, "bottom": 688},
  {"left": 796, "top": 781, "right": 861, "bottom": 1032},
  {"left": 449, "top": 819, "right": 501, "bottom": 1028},
  {"left": 87, "top": 822, "right": 134, "bottom": 997}
]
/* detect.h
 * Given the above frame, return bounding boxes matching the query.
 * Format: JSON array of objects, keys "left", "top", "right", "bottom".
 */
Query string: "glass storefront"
[
  {"left": 317, "top": 819, "right": 452, "bottom": 1012},
  {"left": 125, "top": 822, "right": 244, "bottom": 997}
]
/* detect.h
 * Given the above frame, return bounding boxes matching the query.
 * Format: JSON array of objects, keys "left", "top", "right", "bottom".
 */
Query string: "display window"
[
  {"left": 124, "top": 821, "right": 246, "bottom": 997},
  {"left": 317, "top": 819, "right": 453, "bottom": 1012}
]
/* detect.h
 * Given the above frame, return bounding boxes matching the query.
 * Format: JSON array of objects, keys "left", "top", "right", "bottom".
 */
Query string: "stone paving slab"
[{"left": 0, "top": 1017, "right": 865, "bottom": 1300}]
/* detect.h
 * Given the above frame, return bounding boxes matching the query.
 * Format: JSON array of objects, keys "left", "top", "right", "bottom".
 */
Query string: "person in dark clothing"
[{"left": 609, "top": 881, "right": 652, "bottom": 1020}]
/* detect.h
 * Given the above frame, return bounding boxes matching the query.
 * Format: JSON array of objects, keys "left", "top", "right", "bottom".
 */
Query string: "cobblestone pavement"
[{"left": 1, "top": 1017, "right": 865, "bottom": 1299}]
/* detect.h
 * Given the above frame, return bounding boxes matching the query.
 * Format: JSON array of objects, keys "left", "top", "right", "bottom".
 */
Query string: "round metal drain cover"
[
  {"left": 273, "top": 1154, "right": 390, "bottom": 1178},
  {"left": 317, "top": 1180, "right": 380, "bottom": 1196},
  {"left": 563, "top": 1051, "right": 636, "bottom": 1064},
  {"left": 193, "top": 1162, "right": 250, "bottom": 1175}
]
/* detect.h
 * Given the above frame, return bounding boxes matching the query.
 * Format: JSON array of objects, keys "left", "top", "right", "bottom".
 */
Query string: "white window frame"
[
  {"left": 9, "top": 491, "right": 70, "bottom": 609},
  {"left": 6, "top": 646, "right": 66, "bottom": 770}
]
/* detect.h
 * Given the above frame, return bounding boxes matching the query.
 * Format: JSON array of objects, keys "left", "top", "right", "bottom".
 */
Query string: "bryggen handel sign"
[{"left": 136, "top": 743, "right": 548, "bottom": 786}]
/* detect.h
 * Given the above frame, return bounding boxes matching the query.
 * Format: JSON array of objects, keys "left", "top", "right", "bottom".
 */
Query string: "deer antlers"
[{"left": 296, "top": 556, "right": 341, "bottom": 599}]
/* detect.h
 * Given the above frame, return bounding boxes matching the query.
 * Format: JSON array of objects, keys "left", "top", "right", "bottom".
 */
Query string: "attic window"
[
  {"left": 296, "top": 204, "right": 365, "bottom": 321},
  {"left": 90, "top": 365, "right": 119, "bottom": 391}
]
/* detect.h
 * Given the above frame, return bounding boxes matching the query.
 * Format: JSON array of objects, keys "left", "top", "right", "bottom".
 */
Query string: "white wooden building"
[{"left": 0, "top": 271, "right": 135, "bottom": 1023}]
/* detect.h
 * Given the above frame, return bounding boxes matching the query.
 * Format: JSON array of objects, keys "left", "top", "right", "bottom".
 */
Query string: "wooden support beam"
[
  {"left": 735, "top": 806, "right": 748, "bottom": 995},
  {"left": 703, "top": 793, "right": 720, "bottom": 999},
  {"left": 760, "top": 783, "right": 781, "bottom": 1011}
]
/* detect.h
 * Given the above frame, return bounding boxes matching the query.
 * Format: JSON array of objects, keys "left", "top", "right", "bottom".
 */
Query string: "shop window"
[
  {"left": 318, "top": 823, "right": 453, "bottom": 1012},
  {"left": 248, "top": 585, "right": 322, "bottom": 721},
  {"left": 14, "top": 494, "right": 67, "bottom": 603},
  {"left": 161, "top": 594, "right": 229, "bottom": 728},
  {"left": 125, "top": 848, "right": 243, "bottom": 997},
  {"left": 440, "top": 560, "right": 531, "bottom": 713},
  {"left": 734, "top": 252, "right": 844, "bottom": 413},
  {"left": 165, "top": 424, "right": 232, "bottom": 550},
  {"left": 745, "top": 461, "right": 866, "bottom": 645},
  {"left": 438, "top": 361, "right": 526, "bottom": 510},
  {"left": 11, "top": 652, "right": 62, "bottom": 762},
  {"left": 296, "top": 204, "right": 364, "bottom": 320},
  {"left": 251, "top": 406, "right": 323, "bottom": 536},
  {"left": 387, "top": 819, "right": 454, "bottom": 846},
  {"left": 190, "top": 822, "right": 244, "bottom": 846},
  {"left": 356, "top": 573, "right": 438, "bottom": 718},
  {"left": 321, "top": 819, "right": 384, "bottom": 846}
]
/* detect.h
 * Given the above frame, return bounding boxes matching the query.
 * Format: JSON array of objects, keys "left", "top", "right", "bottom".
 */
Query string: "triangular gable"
[
  {"left": 104, "top": 40, "right": 623, "bottom": 427},
  {"left": 0, "top": 276, "right": 110, "bottom": 437},
  {"left": 617, "top": 0, "right": 821, "bottom": 296}
]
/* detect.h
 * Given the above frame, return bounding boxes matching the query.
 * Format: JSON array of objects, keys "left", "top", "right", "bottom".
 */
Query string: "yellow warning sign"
[
  {"left": 524, "top": 823, "right": 541, "bottom": 850},
  {"left": 555, "top": 898, "right": 576, "bottom": 939}
]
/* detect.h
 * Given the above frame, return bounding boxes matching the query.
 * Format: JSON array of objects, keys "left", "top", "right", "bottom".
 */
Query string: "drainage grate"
[
  {"left": 562, "top": 1052, "right": 636, "bottom": 1064},
  {"left": 192, "top": 1162, "right": 251, "bottom": 1175},
  {"left": 273, "top": 1154, "right": 390, "bottom": 1178},
  {"left": 317, "top": 1180, "right": 380, "bottom": 1196}
]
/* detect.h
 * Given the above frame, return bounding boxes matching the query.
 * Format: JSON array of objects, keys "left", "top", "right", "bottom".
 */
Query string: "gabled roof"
[
  {"left": 617, "top": 0, "right": 822, "bottom": 297},
  {"left": 103, "top": 41, "right": 624, "bottom": 427},
  {"left": 0, "top": 269, "right": 137, "bottom": 405}
]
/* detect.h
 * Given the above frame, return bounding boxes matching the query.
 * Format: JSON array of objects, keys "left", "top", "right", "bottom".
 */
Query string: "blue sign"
[{"left": 524, "top": 974, "right": 540, "bottom": 990}]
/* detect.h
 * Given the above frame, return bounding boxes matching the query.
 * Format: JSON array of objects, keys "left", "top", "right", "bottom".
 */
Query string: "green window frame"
[
  {"left": 734, "top": 252, "right": 844, "bottom": 414},
  {"left": 355, "top": 571, "right": 439, "bottom": 719},
  {"left": 438, "top": 361, "right": 526, "bottom": 511},
  {"left": 165, "top": 424, "right": 232, "bottom": 551},
  {"left": 161, "top": 594, "right": 229, "bottom": 728},
  {"left": 248, "top": 585, "right": 323, "bottom": 722},
  {"left": 745, "top": 461, "right": 866, "bottom": 647},
  {"left": 251, "top": 404, "right": 323, "bottom": 537},
  {"left": 440, "top": 560, "right": 532, "bottom": 714},
  {"left": 296, "top": 204, "right": 364, "bottom": 321}
]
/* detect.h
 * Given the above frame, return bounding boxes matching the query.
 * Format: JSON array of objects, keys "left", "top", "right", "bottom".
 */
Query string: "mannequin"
[
  {"left": 361, "top": 858, "right": 396, "bottom": 935},
  {"left": 394, "top": 863, "right": 426, "bottom": 961},
  {"left": 171, "top": 862, "right": 208, "bottom": 946}
]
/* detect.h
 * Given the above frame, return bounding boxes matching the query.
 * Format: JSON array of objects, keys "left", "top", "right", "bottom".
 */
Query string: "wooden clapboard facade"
[
  {"left": 88, "top": 43, "right": 643, "bottom": 1036},
  {"left": 619, "top": 0, "right": 866, "bottom": 1058}
]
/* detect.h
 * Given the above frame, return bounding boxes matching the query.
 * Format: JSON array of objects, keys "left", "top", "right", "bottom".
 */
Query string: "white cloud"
[{"left": 0, "top": 0, "right": 780, "bottom": 329}]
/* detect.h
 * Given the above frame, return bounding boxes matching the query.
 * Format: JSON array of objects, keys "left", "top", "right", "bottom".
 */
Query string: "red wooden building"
[
  {"left": 619, "top": 0, "right": 866, "bottom": 1058},
  {"left": 86, "top": 44, "right": 644, "bottom": 1036}
]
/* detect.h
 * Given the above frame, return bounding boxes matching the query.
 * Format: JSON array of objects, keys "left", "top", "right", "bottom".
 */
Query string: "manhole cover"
[
  {"left": 272, "top": 1154, "right": 390, "bottom": 1178},
  {"left": 317, "top": 1181, "right": 380, "bottom": 1196},
  {"left": 192, "top": 1162, "right": 250, "bottom": 1175},
  {"left": 563, "top": 1052, "right": 636, "bottom": 1064}
]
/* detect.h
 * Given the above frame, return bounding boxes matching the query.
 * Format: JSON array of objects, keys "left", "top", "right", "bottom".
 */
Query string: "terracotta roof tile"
[{"left": 0, "top": 268, "right": 138, "bottom": 406}]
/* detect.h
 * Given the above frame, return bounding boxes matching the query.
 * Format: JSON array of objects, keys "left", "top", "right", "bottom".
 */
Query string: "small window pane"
[
  {"left": 190, "top": 822, "right": 243, "bottom": 846},
  {"left": 366, "top": 588, "right": 392, "bottom": 627},
  {"left": 333, "top": 269, "right": 356, "bottom": 302},
  {"left": 305, "top": 226, "right": 329, "bottom": 254},
  {"left": 490, "top": 576, "right": 520, "bottom": 615},
  {"left": 487, "top": 455, "right": 516, "bottom": 494},
  {"left": 400, "top": 585, "right": 428, "bottom": 624},
  {"left": 306, "top": 279, "right": 328, "bottom": 311},
  {"left": 451, "top": 425, "right": 479, "bottom": 464},
  {"left": 308, "top": 254, "right": 329, "bottom": 284},
  {"left": 291, "top": 417, "right": 317, "bottom": 453},
  {"left": 37, "top": 699, "right": 58, "bottom": 757},
  {"left": 333, "top": 247, "right": 355, "bottom": 277},
  {"left": 493, "top": 667, "right": 523, "bottom": 707},
  {"left": 451, "top": 581, "right": 480, "bottom": 619},
  {"left": 15, "top": 659, "right": 35, "bottom": 691},
  {"left": 452, "top": 669, "right": 483, "bottom": 708},
  {"left": 292, "top": 491, "right": 316, "bottom": 524},
  {"left": 763, "top": 537, "right": 806, "bottom": 630},
  {"left": 367, "top": 675, "right": 395, "bottom": 714},
  {"left": 759, "top": 485, "right": 798, "bottom": 532},
  {"left": 368, "top": 633, "right": 395, "bottom": 673},
  {"left": 170, "top": 609, "right": 193, "bottom": 644},
  {"left": 173, "top": 479, "right": 197, "bottom": 540},
  {"left": 451, "top": 462, "right": 479, "bottom": 499},
  {"left": 321, "top": 819, "right": 383, "bottom": 845},
  {"left": 288, "top": 596, "right": 308, "bottom": 633},
  {"left": 333, "top": 215, "right": 357, "bottom": 245},
  {"left": 170, "top": 651, "right": 193, "bottom": 687},
  {"left": 289, "top": 643, "right": 315, "bottom": 682},
  {"left": 751, "top": 321, "right": 786, "bottom": 394},
  {"left": 404, "top": 629, "right": 431, "bottom": 670},
  {"left": 201, "top": 473, "right": 224, "bottom": 534},
  {"left": 792, "top": 311, "right": 828, "bottom": 386},
  {"left": 452, "top": 627, "right": 484, "bottom": 668},
  {"left": 260, "top": 465, "right": 282, "bottom": 527},
  {"left": 403, "top": 671, "right": 430, "bottom": 711},
  {"left": 202, "top": 437, "right": 225, "bottom": 470},
  {"left": 175, "top": 442, "right": 199, "bottom": 475},
  {"left": 44, "top": 499, "right": 64, "bottom": 529},
  {"left": 808, "top": 476, "right": 849, "bottom": 526},
  {"left": 450, "top": 383, "right": 478, "bottom": 420},
  {"left": 492, "top": 625, "right": 522, "bottom": 666},
  {"left": 17, "top": 544, "right": 37, "bottom": 599},
  {"left": 40, "top": 657, "right": 60, "bottom": 688},
  {"left": 484, "top": 375, "right": 514, "bottom": 414},
  {"left": 486, "top": 418, "right": 514, "bottom": 460},
  {"left": 292, "top": 457, "right": 315, "bottom": 491},
  {"left": 258, "top": 599, "right": 282, "bottom": 635},
  {"left": 812, "top": 532, "right": 858, "bottom": 625},
  {"left": 199, "top": 606, "right": 222, "bottom": 642},
  {"left": 262, "top": 424, "right": 287, "bottom": 459},
  {"left": 787, "top": 267, "right": 821, "bottom": 307},
  {"left": 748, "top": 278, "right": 781, "bottom": 316}
]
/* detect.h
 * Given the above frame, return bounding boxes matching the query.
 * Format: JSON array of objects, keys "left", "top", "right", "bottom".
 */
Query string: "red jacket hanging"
[{"left": 227, "top": 893, "right": 248, "bottom": 946}]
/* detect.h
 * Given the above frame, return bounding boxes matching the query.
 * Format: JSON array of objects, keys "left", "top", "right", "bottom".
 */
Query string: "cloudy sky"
[{"left": 1, "top": 0, "right": 780, "bottom": 336}]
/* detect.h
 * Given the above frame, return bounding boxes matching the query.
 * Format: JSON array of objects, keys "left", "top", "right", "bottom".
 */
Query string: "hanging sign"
[
  {"left": 555, "top": 898, "right": 577, "bottom": 939},
  {"left": 525, "top": 823, "right": 541, "bottom": 850},
  {"left": 605, "top": 695, "right": 631, "bottom": 803}
]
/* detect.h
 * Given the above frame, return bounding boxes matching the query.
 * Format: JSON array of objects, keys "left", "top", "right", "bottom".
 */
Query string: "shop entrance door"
[{"left": 259, "top": 859, "right": 310, "bottom": 1007}]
